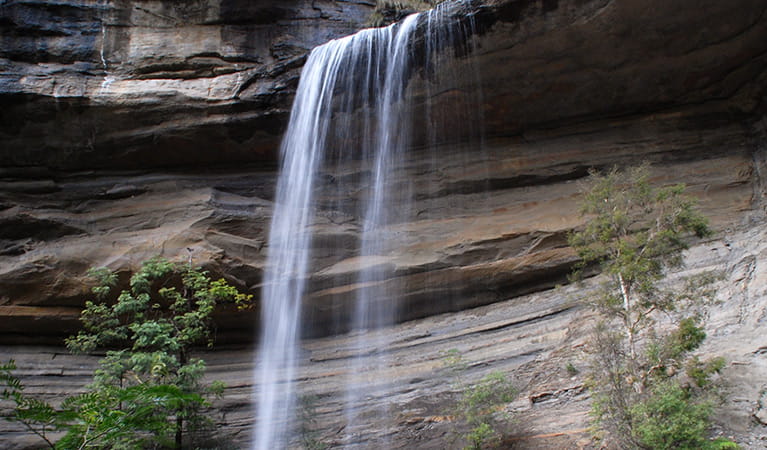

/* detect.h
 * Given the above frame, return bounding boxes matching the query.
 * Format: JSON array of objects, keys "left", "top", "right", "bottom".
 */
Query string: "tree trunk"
[
  {"left": 175, "top": 416, "right": 183, "bottom": 449},
  {"left": 618, "top": 273, "right": 635, "bottom": 360},
  {"left": 176, "top": 349, "right": 187, "bottom": 449},
  {"left": 618, "top": 273, "right": 643, "bottom": 393}
]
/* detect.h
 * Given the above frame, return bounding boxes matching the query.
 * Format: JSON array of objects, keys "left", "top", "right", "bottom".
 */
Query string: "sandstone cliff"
[{"left": 1, "top": 0, "right": 767, "bottom": 448}]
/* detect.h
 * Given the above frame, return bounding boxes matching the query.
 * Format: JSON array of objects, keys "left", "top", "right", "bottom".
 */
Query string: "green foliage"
[
  {"left": 586, "top": 305, "right": 728, "bottom": 449},
  {"left": 458, "top": 372, "right": 516, "bottom": 427},
  {"left": 629, "top": 381, "right": 712, "bottom": 449},
  {"left": 1, "top": 360, "right": 69, "bottom": 449},
  {"left": 440, "top": 352, "right": 516, "bottom": 448},
  {"left": 56, "top": 384, "right": 207, "bottom": 449},
  {"left": 455, "top": 370, "right": 516, "bottom": 449},
  {"left": 625, "top": 380, "right": 737, "bottom": 450},
  {"left": 2, "top": 257, "right": 252, "bottom": 449},
  {"left": 297, "top": 394, "right": 328, "bottom": 450},
  {"left": 464, "top": 422, "right": 494, "bottom": 450},
  {"left": 686, "top": 356, "right": 726, "bottom": 389},
  {"left": 627, "top": 380, "right": 739, "bottom": 450},
  {"left": 441, "top": 348, "right": 468, "bottom": 373},
  {"left": 569, "top": 164, "right": 712, "bottom": 360},
  {"left": 571, "top": 165, "right": 730, "bottom": 448},
  {"left": 707, "top": 437, "right": 742, "bottom": 449}
]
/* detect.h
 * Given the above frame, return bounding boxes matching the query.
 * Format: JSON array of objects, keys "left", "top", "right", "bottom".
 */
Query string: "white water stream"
[
  {"left": 253, "top": 35, "right": 355, "bottom": 449},
  {"left": 254, "top": 3, "right": 480, "bottom": 448}
]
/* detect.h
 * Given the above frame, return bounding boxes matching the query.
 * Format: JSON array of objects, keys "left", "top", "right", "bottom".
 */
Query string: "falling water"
[
  {"left": 339, "top": 14, "right": 420, "bottom": 443},
  {"left": 255, "top": 2, "right": 481, "bottom": 448},
  {"left": 253, "top": 35, "right": 356, "bottom": 449}
]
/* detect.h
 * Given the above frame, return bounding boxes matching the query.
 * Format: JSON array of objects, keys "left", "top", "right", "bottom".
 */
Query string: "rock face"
[
  {"left": 0, "top": 0, "right": 374, "bottom": 170},
  {"left": 472, "top": 0, "right": 767, "bottom": 136},
  {"left": 4, "top": 224, "right": 767, "bottom": 449},
  {"left": 1, "top": 0, "right": 767, "bottom": 448}
]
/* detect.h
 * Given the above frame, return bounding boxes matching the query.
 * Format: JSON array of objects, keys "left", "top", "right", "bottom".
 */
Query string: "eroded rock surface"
[
  {"left": 3, "top": 220, "right": 767, "bottom": 448},
  {"left": 0, "top": 111, "right": 759, "bottom": 342},
  {"left": 0, "top": 0, "right": 374, "bottom": 170},
  {"left": 1, "top": 0, "right": 767, "bottom": 447}
]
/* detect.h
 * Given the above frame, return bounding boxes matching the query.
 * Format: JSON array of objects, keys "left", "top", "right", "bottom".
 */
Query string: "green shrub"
[
  {"left": 630, "top": 381, "right": 712, "bottom": 449},
  {"left": 570, "top": 165, "right": 732, "bottom": 448},
  {"left": 464, "top": 422, "right": 494, "bottom": 450},
  {"left": 629, "top": 381, "right": 739, "bottom": 449},
  {"left": 1, "top": 257, "right": 252, "bottom": 449},
  {"left": 455, "top": 371, "right": 516, "bottom": 449},
  {"left": 707, "top": 437, "right": 741, "bottom": 449}
]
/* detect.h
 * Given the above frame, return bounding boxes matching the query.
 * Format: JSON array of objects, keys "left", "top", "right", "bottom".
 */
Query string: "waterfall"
[
  {"left": 255, "top": 3, "right": 481, "bottom": 448},
  {"left": 342, "top": 14, "right": 420, "bottom": 440},
  {"left": 253, "top": 35, "right": 355, "bottom": 449}
]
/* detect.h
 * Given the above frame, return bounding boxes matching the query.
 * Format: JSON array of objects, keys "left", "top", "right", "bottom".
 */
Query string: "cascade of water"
[
  {"left": 253, "top": 37, "right": 358, "bottom": 449},
  {"left": 339, "top": 15, "right": 420, "bottom": 442},
  {"left": 255, "top": 2, "right": 482, "bottom": 447}
]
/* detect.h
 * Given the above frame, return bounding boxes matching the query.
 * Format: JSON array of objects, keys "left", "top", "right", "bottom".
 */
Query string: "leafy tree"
[
  {"left": 457, "top": 371, "right": 516, "bottom": 449},
  {"left": 569, "top": 164, "right": 734, "bottom": 449},
  {"left": 442, "top": 351, "right": 516, "bottom": 449},
  {"left": 65, "top": 257, "right": 252, "bottom": 448},
  {"left": 1, "top": 257, "right": 252, "bottom": 449},
  {"left": 569, "top": 164, "right": 710, "bottom": 364},
  {"left": 57, "top": 384, "right": 208, "bottom": 449}
]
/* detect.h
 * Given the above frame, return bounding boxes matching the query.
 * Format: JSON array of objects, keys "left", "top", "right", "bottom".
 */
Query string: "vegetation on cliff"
[
  {"left": 569, "top": 165, "right": 736, "bottom": 449},
  {"left": 1, "top": 258, "right": 252, "bottom": 449},
  {"left": 441, "top": 349, "right": 517, "bottom": 449}
]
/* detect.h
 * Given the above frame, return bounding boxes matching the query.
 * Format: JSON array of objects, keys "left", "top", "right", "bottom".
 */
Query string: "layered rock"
[
  {"left": 2, "top": 0, "right": 765, "bottom": 341},
  {"left": 0, "top": 0, "right": 374, "bottom": 171},
  {"left": 1, "top": 0, "right": 767, "bottom": 447},
  {"left": 3, "top": 0, "right": 765, "bottom": 171},
  {"left": 0, "top": 109, "right": 758, "bottom": 342},
  {"left": 471, "top": 0, "right": 767, "bottom": 137},
  {"left": 4, "top": 219, "right": 767, "bottom": 448}
]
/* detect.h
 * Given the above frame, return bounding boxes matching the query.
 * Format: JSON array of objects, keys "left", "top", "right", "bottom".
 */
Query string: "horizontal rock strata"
[
  {"left": 1, "top": 0, "right": 767, "bottom": 447},
  {"left": 0, "top": 108, "right": 759, "bottom": 342},
  {"left": 0, "top": 0, "right": 374, "bottom": 171},
  {"left": 3, "top": 221, "right": 767, "bottom": 448}
]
